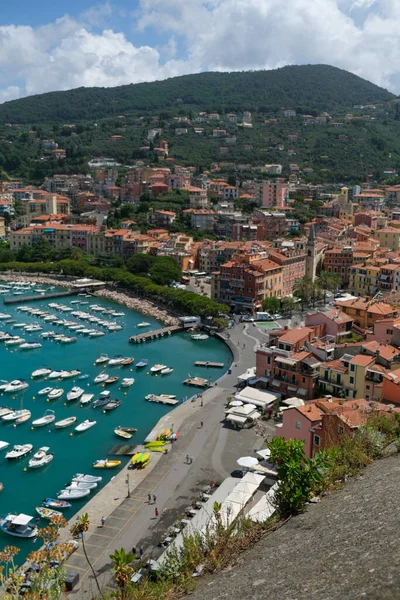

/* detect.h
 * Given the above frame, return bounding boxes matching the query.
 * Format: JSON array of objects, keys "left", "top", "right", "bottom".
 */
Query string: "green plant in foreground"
[
  {"left": 110, "top": 548, "right": 135, "bottom": 599},
  {"left": 71, "top": 513, "right": 104, "bottom": 599}
]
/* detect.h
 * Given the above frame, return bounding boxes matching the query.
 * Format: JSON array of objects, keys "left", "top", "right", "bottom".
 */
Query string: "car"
[
  {"left": 272, "top": 313, "right": 283, "bottom": 319},
  {"left": 240, "top": 315, "right": 254, "bottom": 322},
  {"left": 230, "top": 469, "right": 246, "bottom": 479}
]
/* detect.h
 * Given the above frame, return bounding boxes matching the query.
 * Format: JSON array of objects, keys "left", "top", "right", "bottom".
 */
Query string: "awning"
[
  {"left": 271, "top": 380, "right": 280, "bottom": 388},
  {"left": 297, "top": 388, "right": 308, "bottom": 396},
  {"left": 226, "top": 414, "right": 247, "bottom": 425},
  {"left": 248, "top": 376, "right": 269, "bottom": 385},
  {"left": 275, "top": 356, "right": 297, "bottom": 366},
  {"left": 287, "top": 385, "right": 298, "bottom": 392}
]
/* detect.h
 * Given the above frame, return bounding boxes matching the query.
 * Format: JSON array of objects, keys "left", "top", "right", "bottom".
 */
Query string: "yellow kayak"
[
  {"left": 93, "top": 459, "right": 121, "bottom": 469},
  {"left": 145, "top": 441, "right": 165, "bottom": 448},
  {"left": 138, "top": 457, "right": 150, "bottom": 469},
  {"left": 136, "top": 452, "right": 150, "bottom": 464},
  {"left": 131, "top": 452, "right": 144, "bottom": 464},
  {"left": 157, "top": 429, "right": 170, "bottom": 440},
  {"left": 148, "top": 447, "right": 165, "bottom": 453}
]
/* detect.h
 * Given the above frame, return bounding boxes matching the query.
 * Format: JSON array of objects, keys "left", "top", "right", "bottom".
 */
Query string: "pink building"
[
  {"left": 304, "top": 310, "right": 354, "bottom": 339},
  {"left": 262, "top": 180, "right": 288, "bottom": 209},
  {"left": 278, "top": 403, "right": 323, "bottom": 458}
]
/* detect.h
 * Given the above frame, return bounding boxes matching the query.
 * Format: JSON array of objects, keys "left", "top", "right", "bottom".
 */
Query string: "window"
[
  {"left": 325, "top": 370, "right": 329, "bottom": 379},
  {"left": 338, "top": 425, "right": 344, "bottom": 435},
  {"left": 350, "top": 364, "right": 355, "bottom": 372},
  {"left": 314, "top": 435, "right": 320, "bottom": 446},
  {"left": 302, "top": 377, "right": 306, "bottom": 383},
  {"left": 387, "top": 329, "right": 393, "bottom": 335},
  {"left": 295, "top": 421, "right": 301, "bottom": 430},
  {"left": 336, "top": 374, "right": 341, "bottom": 384},
  {"left": 349, "top": 376, "right": 355, "bottom": 384},
  {"left": 267, "top": 357, "right": 271, "bottom": 364},
  {"left": 366, "top": 384, "right": 370, "bottom": 390}
]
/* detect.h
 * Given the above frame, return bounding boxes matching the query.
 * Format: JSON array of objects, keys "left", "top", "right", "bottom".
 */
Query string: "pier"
[
  {"left": 194, "top": 361, "right": 225, "bottom": 368},
  {"left": 108, "top": 444, "right": 139, "bottom": 456},
  {"left": 4, "top": 289, "right": 80, "bottom": 304},
  {"left": 183, "top": 376, "right": 210, "bottom": 388},
  {"left": 129, "top": 324, "right": 182, "bottom": 343},
  {"left": 146, "top": 395, "right": 179, "bottom": 406}
]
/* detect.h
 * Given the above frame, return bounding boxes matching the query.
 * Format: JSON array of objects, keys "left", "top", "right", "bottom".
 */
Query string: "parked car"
[{"left": 240, "top": 315, "right": 254, "bottom": 322}]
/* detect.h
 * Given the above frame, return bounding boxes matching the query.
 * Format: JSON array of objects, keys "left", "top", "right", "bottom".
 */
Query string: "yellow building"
[
  {"left": 374, "top": 227, "right": 400, "bottom": 250},
  {"left": 319, "top": 354, "right": 375, "bottom": 399},
  {"left": 335, "top": 297, "right": 396, "bottom": 329},
  {"left": 348, "top": 264, "right": 380, "bottom": 296}
]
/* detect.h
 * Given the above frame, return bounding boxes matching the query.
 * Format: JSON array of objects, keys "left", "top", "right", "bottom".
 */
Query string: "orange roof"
[
  {"left": 362, "top": 341, "right": 400, "bottom": 362},
  {"left": 278, "top": 327, "right": 314, "bottom": 346},
  {"left": 349, "top": 354, "right": 376, "bottom": 367},
  {"left": 295, "top": 404, "right": 323, "bottom": 422},
  {"left": 320, "top": 358, "right": 347, "bottom": 373}
]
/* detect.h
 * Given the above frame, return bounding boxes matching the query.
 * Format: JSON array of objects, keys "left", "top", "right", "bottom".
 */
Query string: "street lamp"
[{"left": 126, "top": 474, "right": 130, "bottom": 498}]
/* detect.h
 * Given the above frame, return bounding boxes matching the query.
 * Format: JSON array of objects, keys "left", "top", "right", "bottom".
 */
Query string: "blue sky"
[{"left": 0, "top": 0, "right": 399, "bottom": 103}]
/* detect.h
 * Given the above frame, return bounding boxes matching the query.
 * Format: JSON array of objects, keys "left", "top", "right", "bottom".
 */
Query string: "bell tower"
[{"left": 305, "top": 223, "right": 317, "bottom": 281}]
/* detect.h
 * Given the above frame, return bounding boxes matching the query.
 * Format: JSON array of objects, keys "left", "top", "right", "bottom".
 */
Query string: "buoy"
[
  {"left": 146, "top": 372, "right": 149, "bottom": 375},
  {"left": 63, "top": 402, "right": 66, "bottom": 406},
  {"left": 124, "top": 392, "right": 127, "bottom": 396},
  {"left": 23, "top": 467, "right": 27, "bottom": 472},
  {"left": 12, "top": 396, "right": 15, "bottom": 400},
  {"left": 32, "top": 396, "right": 36, "bottom": 400},
  {"left": 47, "top": 399, "right": 50, "bottom": 402},
  {"left": 70, "top": 433, "right": 73, "bottom": 437}
]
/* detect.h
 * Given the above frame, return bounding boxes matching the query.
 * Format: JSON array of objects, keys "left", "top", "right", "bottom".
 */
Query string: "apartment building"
[
  {"left": 261, "top": 180, "right": 288, "bottom": 209},
  {"left": 319, "top": 353, "right": 376, "bottom": 399},
  {"left": 268, "top": 248, "right": 306, "bottom": 296},
  {"left": 335, "top": 298, "right": 396, "bottom": 329},
  {"left": 322, "top": 246, "right": 354, "bottom": 284}
]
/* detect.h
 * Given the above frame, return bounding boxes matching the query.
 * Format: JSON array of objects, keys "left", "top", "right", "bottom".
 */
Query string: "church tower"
[{"left": 305, "top": 223, "right": 318, "bottom": 281}]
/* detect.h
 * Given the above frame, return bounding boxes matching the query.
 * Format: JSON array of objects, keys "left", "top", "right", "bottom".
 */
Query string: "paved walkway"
[{"left": 65, "top": 323, "right": 268, "bottom": 596}]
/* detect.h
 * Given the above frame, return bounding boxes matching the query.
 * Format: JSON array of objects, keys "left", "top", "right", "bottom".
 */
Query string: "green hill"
[{"left": 0, "top": 65, "right": 394, "bottom": 124}]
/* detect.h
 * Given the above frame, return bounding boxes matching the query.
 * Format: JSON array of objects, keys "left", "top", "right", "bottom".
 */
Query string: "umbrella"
[
  {"left": 256, "top": 448, "right": 271, "bottom": 460},
  {"left": 237, "top": 456, "right": 259, "bottom": 468},
  {"left": 244, "top": 404, "right": 257, "bottom": 410},
  {"left": 230, "top": 400, "right": 243, "bottom": 407}
]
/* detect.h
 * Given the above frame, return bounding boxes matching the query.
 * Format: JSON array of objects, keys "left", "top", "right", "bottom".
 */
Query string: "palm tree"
[
  {"left": 282, "top": 296, "right": 297, "bottom": 316},
  {"left": 110, "top": 548, "right": 135, "bottom": 599},
  {"left": 293, "top": 276, "right": 314, "bottom": 310},
  {"left": 316, "top": 271, "right": 341, "bottom": 303},
  {"left": 70, "top": 513, "right": 104, "bottom": 599}
]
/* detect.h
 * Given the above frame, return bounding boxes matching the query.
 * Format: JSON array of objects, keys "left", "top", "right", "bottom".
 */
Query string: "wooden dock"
[
  {"left": 183, "top": 377, "right": 209, "bottom": 388},
  {"left": 145, "top": 395, "right": 179, "bottom": 406},
  {"left": 108, "top": 444, "right": 139, "bottom": 456},
  {"left": 4, "top": 290, "right": 78, "bottom": 305},
  {"left": 194, "top": 361, "right": 224, "bottom": 368},
  {"left": 129, "top": 325, "right": 182, "bottom": 343}
]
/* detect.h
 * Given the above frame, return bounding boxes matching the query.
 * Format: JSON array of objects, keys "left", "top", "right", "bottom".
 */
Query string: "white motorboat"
[
  {"left": 89, "top": 331, "right": 105, "bottom": 337},
  {"left": 0, "top": 407, "right": 12, "bottom": 417},
  {"left": 161, "top": 367, "right": 174, "bottom": 375},
  {"left": 2, "top": 409, "right": 31, "bottom": 423},
  {"left": 38, "top": 387, "right": 53, "bottom": 396},
  {"left": 31, "top": 368, "right": 52, "bottom": 378},
  {"left": 41, "top": 331, "right": 56, "bottom": 339},
  {"left": 137, "top": 322, "right": 151, "bottom": 328},
  {"left": 29, "top": 447, "right": 54, "bottom": 468},
  {"left": 94, "top": 373, "right": 109, "bottom": 384},
  {"left": 191, "top": 334, "right": 209, "bottom": 340},
  {"left": 32, "top": 410, "right": 56, "bottom": 428},
  {"left": 0, "top": 441, "right": 10, "bottom": 451},
  {"left": 24, "top": 325, "right": 43, "bottom": 332},
  {"left": 60, "top": 370, "right": 81, "bottom": 379},
  {"left": 5, "top": 444, "right": 33, "bottom": 459},
  {"left": 112, "top": 312, "right": 125, "bottom": 317},
  {"left": 20, "top": 342, "right": 42, "bottom": 350},
  {"left": 48, "top": 388, "right": 64, "bottom": 400},
  {"left": 95, "top": 355, "right": 109, "bottom": 365},
  {"left": 0, "top": 513, "right": 38, "bottom": 538},
  {"left": 72, "top": 473, "right": 102, "bottom": 483},
  {"left": 48, "top": 371, "right": 62, "bottom": 380},
  {"left": 66, "top": 387, "right": 84, "bottom": 402},
  {"left": 36, "top": 506, "right": 62, "bottom": 520},
  {"left": 80, "top": 393, "right": 94, "bottom": 406},
  {"left": 15, "top": 410, "right": 31, "bottom": 426},
  {"left": 0, "top": 313, "right": 12, "bottom": 320},
  {"left": 121, "top": 378, "right": 135, "bottom": 388},
  {"left": 108, "top": 356, "right": 125, "bottom": 366},
  {"left": 150, "top": 364, "right": 167, "bottom": 373},
  {"left": 65, "top": 480, "right": 98, "bottom": 490},
  {"left": 12, "top": 323, "right": 27, "bottom": 329},
  {"left": 5, "top": 337, "right": 25, "bottom": 346},
  {"left": 75, "top": 419, "right": 96, "bottom": 433},
  {"left": 59, "top": 336, "right": 77, "bottom": 344},
  {"left": 57, "top": 488, "right": 91, "bottom": 501},
  {"left": 108, "top": 325, "right": 123, "bottom": 332},
  {"left": 55, "top": 416, "right": 77, "bottom": 429}
]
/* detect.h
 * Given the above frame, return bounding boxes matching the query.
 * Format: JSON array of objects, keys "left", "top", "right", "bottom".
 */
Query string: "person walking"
[
  {"left": 186, "top": 454, "right": 190, "bottom": 464},
  {"left": 200, "top": 420, "right": 204, "bottom": 428},
  {"left": 148, "top": 493, "right": 152, "bottom": 503},
  {"left": 139, "top": 546, "right": 144, "bottom": 558},
  {"left": 132, "top": 546, "right": 136, "bottom": 556},
  {"left": 155, "top": 507, "right": 159, "bottom": 518},
  {"left": 152, "top": 493, "right": 157, "bottom": 503},
  {"left": 100, "top": 516, "right": 105, "bottom": 527},
  {"left": 200, "top": 398, "right": 203, "bottom": 407}
]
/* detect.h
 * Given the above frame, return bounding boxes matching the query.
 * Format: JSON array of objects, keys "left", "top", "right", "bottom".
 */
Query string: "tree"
[
  {"left": 293, "top": 276, "right": 314, "bottom": 310},
  {"left": 149, "top": 256, "right": 182, "bottom": 286},
  {"left": 110, "top": 548, "right": 135, "bottom": 599},
  {"left": 282, "top": 296, "right": 298, "bottom": 316},
  {"left": 70, "top": 513, "right": 104, "bottom": 599},
  {"left": 126, "top": 253, "right": 155, "bottom": 275},
  {"left": 316, "top": 271, "right": 341, "bottom": 303},
  {"left": 261, "top": 296, "right": 281, "bottom": 313}
]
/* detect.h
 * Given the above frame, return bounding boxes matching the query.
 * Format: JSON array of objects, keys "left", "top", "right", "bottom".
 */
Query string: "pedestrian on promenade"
[
  {"left": 139, "top": 546, "right": 144, "bottom": 558},
  {"left": 100, "top": 516, "right": 105, "bottom": 527},
  {"left": 243, "top": 343, "right": 246, "bottom": 349},
  {"left": 201, "top": 398, "right": 203, "bottom": 407},
  {"left": 148, "top": 493, "right": 152, "bottom": 503},
  {"left": 153, "top": 493, "right": 157, "bottom": 503},
  {"left": 186, "top": 454, "right": 190, "bottom": 464},
  {"left": 155, "top": 507, "right": 159, "bottom": 517},
  {"left": 132, "top": 546, "right": 136, "bottom": 556},
  {"left": 200, "top": 420, "right": 204, "bottom": 428}
]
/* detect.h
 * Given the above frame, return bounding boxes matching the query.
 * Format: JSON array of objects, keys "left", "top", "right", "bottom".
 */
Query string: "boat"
[
  {"left": 78, "top": 374, "right": 89, "bottom": 380},
  {"left": 114, "top": 426, "right": 137, "bottom": 440},
  {"left": 24, "top": 325, "right": 43, "bottom": 332},
  {"left": 65, "top": 480, "right": 97, "bottom": 490},
  {"left": 20, "top": 342, "right": 42, "bottom": 350},
  {"left": 66, "top": 387, "right": 84, "bottom": 402},
  {"left": 0, "top": 513, "right": 38, "bottom": 538},
  {"left": 48, "top": 371, "right": 63, "bottom": 380},
  {"left": 0, "top": 405, "right": 11, "bottom": 417},
  {"left": 72, "top": 473, "right": 102, "bottom": 483},
  {"left": 32, "top": 410, "right": 56, "bottom": 428},
  {"left": 15, "top": 410, "right": 32, "bottom": 426},
  {"left": 108, "top": 356, "right": 125, "bottom": 367},
  {"left": 150, "top": 364, "right": 167, "bottom": 373},
  {"left": 136, "top": 359, "right": 148, "bottom": 369},
  {"left": 38, "top": 387, "right": 53, "bottom": 396},
  {"left": 161, "top": 367, "right": 174, "bottom": 375},
  {"left": 112, "top": 312, "right": 125, "bottom": 317},
  {"left": 5, "top": 444, "right": 33, "bottom": 459},
  {"left": 95, "top": 355, "right": 109, "bottom": 365},
  {"left": 59, "top": 336, "right": 77, "bottom": 344},
  {"left": 75, "top": 419, "right": 96, "bottom": 433},
  {"left": 94, "top": 372, "right": 109, "bottom": 384},
  {"left": 12, "top": 323, "right": 27, "bottom": 329},
  {"left": 121, "top": 357, "right": 134, "bottom": 367},
  {"left": 93, "top": 459, "right": 121, "bottom": 469},
  {"left": 0, "top": 441, "right": 10, "bottom": 451},
  {"left": 191, "top": 334, "right": 209, "bottom": 340},
  {"left": 80, "top": 393, "right": 94, "bottom": 406},
  {"left": 93, "top": 391, "right": 111, "bottom": 408},
  {"left": 107, "top": 325, "right": 123, "bottom": 332},
  {"left": 57, "top": 488, "right": 91, "bottom": 501},
  {"left": 48, "top": 388, "right": 64, "bottom": 400},
  {"left": 103, "top": 399, "right": 122, "bottom": 412},
  {"left": 55, "top": 416, "right": 77, "bottom": 429},
  {"left": 42, "top": 498, "right": 71, "bottom": 509},
  {"left": 137, "top": 322, "right": 151, "bottom": 328},
  {"left": 29, "top": 447, "right": 54, "bottom": 468},
  {"left": 2, "top": 409, "right": 31, "bottom": 423},
  {"left": 60, "top": 370, "right": 81, "bottom": 379},
  {"left": 3, "top": 380, "right": 29, "bottom": 393},
  {"left": 104, "top": 376, "right": 119, "bottom": 385},
  {"left": 145, "top": 440, "right": 166, "bottom": 448},
  {"left": 31, "top": 368, "right": 51, "bottom": 378},
  {"left": 35, "top": 506, "right": 62, "bottom": 520},
  {"left": 121, "top": 378, "right": 135, "bottom": 388},
  {"left": 0, "top": 313, "right": 12, "bottom": 320}
]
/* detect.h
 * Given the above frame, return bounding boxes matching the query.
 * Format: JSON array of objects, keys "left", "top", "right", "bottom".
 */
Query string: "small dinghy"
[
  {"left": 137, "top": 322, "right": 150, "bottom": 328},
  {"left": 31, "top": 367, "right": 51, "bottom": 378},
  {"left": 94, "top": 372, "right": 109, "bottom": 384},
  {"left": 32, "top": 410, "right": 56, "bottom": 428},
  {"left": 121, "top": 357, "right": 134, "bottom": 366},
  {"left": 36, "top": 506, "right": 62, "bottom": 520},
  {"left": 136, "top": 359, "right": 148, "bottom": 368},
  {"left": 55, "top": 416, "right": 77, "bottom": 429},
  {"left": 15, "top": 410, "right": 32, "bottom": 426},
  {"left": 0, "top": 441, "right": 10, "bottom": 451},
  {"left": 93, "top": 459, "right": 121, "bottom": 469},
  {"left": 80, "top": 393, "right": 94, "bottom": 406},
  {"left": 0, "top": 513, "right": 38, "bottom": 538},
  {"left": 66, "top": 387, "right": 84, "bottom": 402},
  {"left": 48, "top": 388, "right": 64, "bottom": 400},
  {"left": 48, "top": 371, "right": 63, "bottom": 380},
  {"left": 0, "top": 408, "right": 11, "bottom": 418},
  {"left": 72, "top": 473, "right": 102, "bottom": 483},
  {"left": 42, "top": 498, "right": 71, "bottom": 509},
  {"left": 95, "top": 355, "right": 109, "bottom": 365},
  {"left": 93, "top": 391, "right": 111, "bottom": 408},
  {"left": 57, "top": 488, "right": 91, "bottom": 501},
  {"left": 5, "top": 444, "right": 33, "bottom": 460},
  {"left": 150, "top": 364, "right": 167, "bottom": 373},
  {"left": 161, "top": 367, "right": 174, "bottom": 375},
  {"left": 38, "top": 387, "right": 53, "bottom": 396},
  {"left": 121, "top": 377, "right": 135, "bottom": 388},
  {"left": 104, "top": 376, "right": 119, "bottom": 385},
  {"left": 103, "top": 399, "right": 122, "bottom": 412},
  {"left": 65, "top": 480, "right": 97, "bottom": 490},
  {"left": 75, "top": 419, "right": 96, "bottom": 433},
  {"left": 108, "top": 355, "right": 125, "bottom": 367},
  {"left": 29, "top": 446, "right": 54, "bottom": 468},
  {"left": 114, "top": 426, "right": 137, "bottom": 440}
]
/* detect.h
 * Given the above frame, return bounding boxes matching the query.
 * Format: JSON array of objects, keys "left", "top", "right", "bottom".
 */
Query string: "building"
[
  {"left": 149, "top": 210, "right": 176, "bottom": 228},
  {"left": 304, "top": 310, "right": 354, "bottom": 339},
  {"left": 186, "top": 186, "right": 209, "bottom": 209},
  {"left": 319, "top": 353, "right": 376, "bottom": 399},
  {"left": 348, "top": 264, "right": 380, "bottom": 296},
  {"left": 335, "top": 298, "right": 396, "bottom": 330},
  {"left": 262, "top": 181, "right": 288, "bottom": 209},
  {"left": 374, "top": 228, "right": 400, "bottom": 251},
  {"left": 322, "top": 246, "right": 354, "bottom": 284},
  {"left": 283, "top": 109, "right": 296, "bottom": 117},
  {"left": 268, "top": 247, "right": 306, "bottom": 296}
]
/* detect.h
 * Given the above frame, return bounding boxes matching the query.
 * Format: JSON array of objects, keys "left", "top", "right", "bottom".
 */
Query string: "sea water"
[{"left": 0, "top": 289, "right": 231, "bottom": 559}]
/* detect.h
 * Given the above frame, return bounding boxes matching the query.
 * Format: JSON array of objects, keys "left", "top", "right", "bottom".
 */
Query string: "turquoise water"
[{"left": 0, "top": 288, "right": 231, "bottom": 558}]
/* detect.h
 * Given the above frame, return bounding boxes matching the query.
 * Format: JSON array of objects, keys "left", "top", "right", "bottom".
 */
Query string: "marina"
[
  {"left": 129, "top": 324, "right": 183, "bottom": 343},
  {"left": 0, "top": 281, "right": 231, "bottom": 560}
]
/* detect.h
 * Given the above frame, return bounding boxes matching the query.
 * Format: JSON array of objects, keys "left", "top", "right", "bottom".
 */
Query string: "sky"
[{"left": 0, "top": 0, "right": 400, "bottom": 103}]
